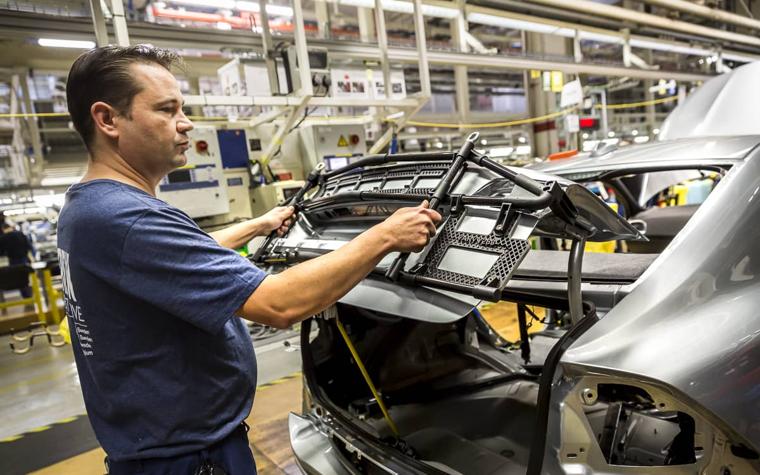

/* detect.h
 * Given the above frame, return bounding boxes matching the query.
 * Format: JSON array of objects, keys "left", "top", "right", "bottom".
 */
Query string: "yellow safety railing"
[
  {"left": 0, "top": 266, "right": 64, "bottom": 324},
  {"left": 5, "top": 265, "right": 67, "bottom": 353},
  {"left": 41, "top": 268, "right": 63, "bottom": 324},
  {"left": 0, "top": 271, "right": 44, "bottom": 320}
]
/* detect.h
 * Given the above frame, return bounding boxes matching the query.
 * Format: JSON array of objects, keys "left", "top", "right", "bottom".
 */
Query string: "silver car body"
[
  {"left": 659, "top": 61, "right": 760, "bottom": 140},
  {"left": 282, "top": 63, "right": 760, "bottom": 474},
  {"left": 542, "top": 140, "right": 760, "bottom": 473}
]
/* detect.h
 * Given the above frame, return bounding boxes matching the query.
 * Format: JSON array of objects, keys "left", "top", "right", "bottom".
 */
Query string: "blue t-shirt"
[{"left": 57, "top": 179, "right": 267, "bottom": 462}]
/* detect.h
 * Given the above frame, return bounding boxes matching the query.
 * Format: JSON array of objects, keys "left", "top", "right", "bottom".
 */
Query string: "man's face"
[{"left": 115, "top": 63, "right": 193, "bottom": 179}]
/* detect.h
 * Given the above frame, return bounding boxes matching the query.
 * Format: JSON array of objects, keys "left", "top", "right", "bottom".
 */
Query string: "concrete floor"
[{"left": 0, "top": 303, "right": 527, "bottom": 474}]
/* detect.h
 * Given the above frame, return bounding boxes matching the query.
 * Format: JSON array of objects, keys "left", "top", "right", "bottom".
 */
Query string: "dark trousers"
[
  {"left": 8, "top": 257, "right": 32, "bottom": 299},
  {"left": 107, "top": 424, "right": 256, "bottom": 475}
]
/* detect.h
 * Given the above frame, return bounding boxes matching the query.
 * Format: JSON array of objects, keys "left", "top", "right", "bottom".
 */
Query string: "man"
[
  {"left": 59, "top": 45, "right": 440, "bottom": 474},
  {"left": 0, "top": 222, "right": 35, "bottom": 298}
]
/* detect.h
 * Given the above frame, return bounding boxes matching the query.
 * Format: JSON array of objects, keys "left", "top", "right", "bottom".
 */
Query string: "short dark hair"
[{"left": 66, "top": 44, "right": 183, "bottom": 150}]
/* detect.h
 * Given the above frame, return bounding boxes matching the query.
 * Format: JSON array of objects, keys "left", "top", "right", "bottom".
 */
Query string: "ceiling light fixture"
[{"left": 38, "top": 38, "right": 95, "bottom": 49}]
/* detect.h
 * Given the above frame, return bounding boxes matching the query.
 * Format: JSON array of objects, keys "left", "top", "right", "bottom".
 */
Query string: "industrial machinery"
[
  {"left": 195, "top": 127, "right": 269, "bottom": 228},
  {"left": 298, "top": 124, "right": 367, "bottom": 172},
  {"left": 156, "top": 126, "right": 229, "bottom": 219},
  {"left": 250, "top": 180, "right": 305, "bottom": 218},
  {"left": 159, "top": 121, "right": 371, "bottom": 225}
]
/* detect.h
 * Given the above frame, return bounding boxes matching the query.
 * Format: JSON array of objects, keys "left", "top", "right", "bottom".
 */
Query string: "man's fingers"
[
  {"left": 419, "top": 208, "right": 442, "bottom": 222},
  {"left": 280, "top": 206, "right": 295, "bottom": 218},
  {"left": 419, "top": 200, "right": 430, "bottom": 209}
]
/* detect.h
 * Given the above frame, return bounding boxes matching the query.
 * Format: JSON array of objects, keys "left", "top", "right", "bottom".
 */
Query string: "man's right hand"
[
  {"left": 238, "top": 200, "right": 443, "bottom": 329},
  {"left": 374, "top": 200, "right": 442, "bottom": 253}
]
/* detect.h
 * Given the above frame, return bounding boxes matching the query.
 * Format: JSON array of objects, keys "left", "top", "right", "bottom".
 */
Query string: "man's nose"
[{"left": 177, "top": 110, "right": 194, "bottom": 133}]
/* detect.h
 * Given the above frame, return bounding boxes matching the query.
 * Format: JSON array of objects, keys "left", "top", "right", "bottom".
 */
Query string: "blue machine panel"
[{"left": 217, "top": 129, "right": 250, "bottom": 169}]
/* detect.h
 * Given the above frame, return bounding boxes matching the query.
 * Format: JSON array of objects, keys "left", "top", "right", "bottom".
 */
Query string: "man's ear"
[{"left": 90, "top": 101, "right": 120, "bottom": 141}]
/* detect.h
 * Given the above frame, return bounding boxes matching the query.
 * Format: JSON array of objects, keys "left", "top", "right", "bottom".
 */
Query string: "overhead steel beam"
[
  {"left": 526, "top": 0, "right": 760, "bottom": 47},
  {"left": 640, "top": 0, "right": 760, "bottom": 32},
  {"left": 3, "top": 7, "right": 760, "bottom": 64},
  {"left": 410, "top": 50, "right": 711, "bottom": 82},
  {"left": 464, "top": 3, "right": 760, "bottom": 62},
  {"left": 0, "top": 11, "right": 716, "bottom": 82}
]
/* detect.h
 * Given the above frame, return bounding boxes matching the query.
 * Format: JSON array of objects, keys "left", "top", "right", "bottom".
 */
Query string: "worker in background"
[
  {"left": 59, "top": 45, "right": 440, "bottom": 475},
  {"left": 0, "top": 221, "right": 35, "bottom": 298}
]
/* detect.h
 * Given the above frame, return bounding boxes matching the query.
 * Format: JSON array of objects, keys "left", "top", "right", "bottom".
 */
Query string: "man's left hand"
[{"left": 257, "top": 206, "right": 296, "bottom": 236}]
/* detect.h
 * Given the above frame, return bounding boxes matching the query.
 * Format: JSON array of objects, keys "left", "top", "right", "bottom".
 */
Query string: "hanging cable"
[
  {"left": 595, "top": 95, "right": 677, "bottom": 110},
  {"left": 390, "top": 107, "right": 577, "bottom": 129},
  {"left": 0, "top": 95, "right": 679, "bottom": 126},
  {"left": 382, "top": 94, "right": 679, "bottom": 129}
]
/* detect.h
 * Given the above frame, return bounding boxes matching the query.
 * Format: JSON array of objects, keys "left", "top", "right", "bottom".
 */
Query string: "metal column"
[
  {"left": 292, "top": 0, "right": 314, "bottom": 97},
  {"left": 357, "top": 7, "right": 375, "bottom": 43},
  {"left": 451, "top": 0, "right": 470, "bottom": 124},
  {"left": 259, "top": 0, "right": 313, "bottom": 175},
  {"left": 525, "top": 32, "right": 563, "bottom": 157},
  {"left": 17, "top": 70, "right": 44, "bottom": 185},
  {"left": 109, "top": 0, "right": 130, "bottom": 46},
  {"left": 374, "top": 0, "right": 392, "bottom": 99},
  {"left": 9, "top": 74, "right": 31, "bottom": 185},
  {"left": 369, "top": 0, "right": 432, "bottom": 154},
  {"left": 314, "top": 0, "right": 331, "bottom": 40},
  {"left": 258, "top": 0, "right": 280, "bottom": 95},
  {"left": 644, "top": 51, "right": 656, "bottom": 132},
  {"left": 412, "top": 0, "right": 431, "bottom": 98},
  {"left": 600, "top": 89, "right": 609, "bottom": 137},
  {"left": 88, "top": 0, "right": 109, "bottom": 46}
]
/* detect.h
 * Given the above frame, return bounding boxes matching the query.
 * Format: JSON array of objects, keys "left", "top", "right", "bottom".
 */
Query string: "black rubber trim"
[
  {"left": 322, "top": 152, "right": 455, "bottom": 180},
  {"left": 527, "top": 303, "right": 599, "bottom": 475},
  {"left": 597, "top": 164, "right": 729, "bottom": 181}
]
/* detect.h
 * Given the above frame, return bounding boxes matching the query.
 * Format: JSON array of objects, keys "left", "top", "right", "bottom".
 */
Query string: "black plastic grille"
[{"left": 420, "top": 214, "right": 531, "bottom": 288}]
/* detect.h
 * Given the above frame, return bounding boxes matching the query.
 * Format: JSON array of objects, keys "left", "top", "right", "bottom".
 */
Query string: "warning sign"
[{"left": 337, "top": 135, "right": 349, "bottom": 147}]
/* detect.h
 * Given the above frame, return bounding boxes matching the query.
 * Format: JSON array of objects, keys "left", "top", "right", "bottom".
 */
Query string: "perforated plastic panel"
[
  {"left": 379, "top": 188, "right": 435, "bottom": 195},
  {"left": 419, "top": 214, "right": 531, "bottom": 288}
]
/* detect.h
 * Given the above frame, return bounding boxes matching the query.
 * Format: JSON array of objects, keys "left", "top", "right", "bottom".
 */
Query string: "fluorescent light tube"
[{"left": 38, "top": 38, "right": 95, "bottom": 49}]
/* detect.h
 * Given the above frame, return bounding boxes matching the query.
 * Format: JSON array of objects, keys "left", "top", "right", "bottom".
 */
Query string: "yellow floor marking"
[
  {"left": 56, "top": 416, "right": 79, "bottom": 424},
  {"left": 27, "top": 425, "right": 51, "bottom": 433},
  {"left": 0, "top": 435, "right": 23, "bottom": 442}
]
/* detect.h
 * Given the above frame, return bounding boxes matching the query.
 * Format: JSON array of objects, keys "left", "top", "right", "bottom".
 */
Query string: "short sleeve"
[{"left": 118, "top": 207, "right": 266, "bottom": 335}]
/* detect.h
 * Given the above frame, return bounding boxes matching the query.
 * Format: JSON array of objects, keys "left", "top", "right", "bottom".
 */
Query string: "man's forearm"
[
  {"left": 209, "top": 219, "right": 266, "bottom": 249},
  {"left": 237, "top": 226, "right": 393, "bottom": 327}
]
